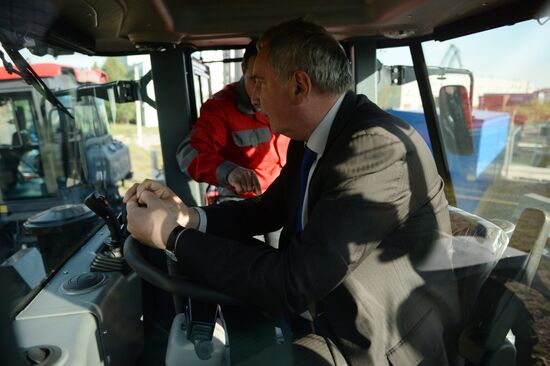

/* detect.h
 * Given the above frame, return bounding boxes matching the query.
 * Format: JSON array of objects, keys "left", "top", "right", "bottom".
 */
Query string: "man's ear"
[{"left": 292, "top": 70, "right": 311, "bottom": 103}]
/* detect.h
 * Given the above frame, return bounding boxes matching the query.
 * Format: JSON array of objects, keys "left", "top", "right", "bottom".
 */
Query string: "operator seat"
[
  {"left": 0, "top": 107, "right": 34, "bottom": 188},
  {"left": 0, "top": 107, "right": 34, "bottom": 189},
  {"left": 11, "top": 107, "right": 33, "bottom": 147},
  {"left": 0, "top": 149, "right": 19, "bottom": 189},
  {"left": 0, "top": 130, "right": 24, "bottom": 190}
]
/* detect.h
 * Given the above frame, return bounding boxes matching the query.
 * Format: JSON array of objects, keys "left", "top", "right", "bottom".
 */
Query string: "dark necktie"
[{"left": 296, "top": 146, "right": 317, "bottom": 233}]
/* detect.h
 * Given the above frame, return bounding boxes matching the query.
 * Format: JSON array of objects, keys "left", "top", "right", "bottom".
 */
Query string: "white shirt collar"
[{"left": 306, "top": 93, "right": 346, "bottom": 156}]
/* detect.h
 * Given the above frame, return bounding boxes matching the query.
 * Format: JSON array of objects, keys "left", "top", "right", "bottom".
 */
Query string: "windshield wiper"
[{"left": 0, "top": 34, "right": 74, "bottom": 119}]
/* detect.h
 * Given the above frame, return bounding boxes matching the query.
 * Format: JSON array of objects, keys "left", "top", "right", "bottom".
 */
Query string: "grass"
[{"left": 109, "top": 123, "right": 163, "bottom": 196}]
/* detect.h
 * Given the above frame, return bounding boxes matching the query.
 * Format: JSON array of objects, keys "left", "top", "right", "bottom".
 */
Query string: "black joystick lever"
[{"left": 85, "top": 191, "right": 123, "bottom": 248}]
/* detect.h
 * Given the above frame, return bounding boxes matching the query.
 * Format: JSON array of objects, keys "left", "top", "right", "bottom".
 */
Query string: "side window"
[
  {"left": 421, "top": 21, "right": 550, "bottom": 365},
  {"left": 193, "top": 74, "right": 203, "bottom": 113},
  {"left": 200, "top": 73, "right": 211, "bottom": 105},
  {"left": 376, "top": 47, "right": 433, "bottom": 150},
  {"left": 108, "top": 56, "right": 164, "bottom": 193},
  {"left": 75, "top": 101, "right": 97, "bottom": 138},
  {"left": 422, "top": 19, "right": 550, "bottom": 221},
  {"left": 191, "top": 54, "right": 213, "bottom": 117},
  {"left": 94, "top": 98, "right": 110, "bottom": 136},
  {"left": 196, "top": 50, "right": 239, "bottom": 100},
  {"left": 13, "top": 97, "right": 38, "bottom": 138}
]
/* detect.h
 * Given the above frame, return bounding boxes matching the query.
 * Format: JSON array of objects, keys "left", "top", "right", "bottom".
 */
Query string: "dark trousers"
[
  {"left": 226, "top": 312, "right": 346, "bottom": 366},
  {"left": 162, "top": 264, "right": 344, "bottom": 366}
]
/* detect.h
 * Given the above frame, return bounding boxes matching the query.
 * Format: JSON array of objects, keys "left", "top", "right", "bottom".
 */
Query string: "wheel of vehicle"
[
  {"left": 509, "top": 292, "right": 538, "bottom": 366},
  {"left": 123, "top": 236, "right": 243, "bottom": 306},
  {"left": 463, "top": 277, "right": 539, "bottom": 366}
]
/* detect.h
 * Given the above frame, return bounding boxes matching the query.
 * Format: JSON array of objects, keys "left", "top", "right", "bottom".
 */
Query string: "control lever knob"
[{"left": 84, "top": 192, "right": 123, "bottom": 247}]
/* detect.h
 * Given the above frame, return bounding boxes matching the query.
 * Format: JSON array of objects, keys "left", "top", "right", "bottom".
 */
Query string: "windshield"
[
  {"left": 0, "top": 49, "right": 166, "bottom": 314},
  {"left": 0, "top": 87, "right": 118, "bottom": 203}
]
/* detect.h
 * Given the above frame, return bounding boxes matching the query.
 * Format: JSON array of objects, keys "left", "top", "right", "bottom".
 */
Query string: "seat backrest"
[{"left": 0, "top": 150, "right": 20, "bottom": 189}]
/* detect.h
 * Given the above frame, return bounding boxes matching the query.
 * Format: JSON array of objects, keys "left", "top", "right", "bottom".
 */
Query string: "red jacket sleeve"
[{"left": 176, "top": 99, "right": 232, "bottom": 186}]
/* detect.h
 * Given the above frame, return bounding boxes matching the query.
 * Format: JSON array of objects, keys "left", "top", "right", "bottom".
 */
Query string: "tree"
[
  {"left": 103, "top": 57, "right": 131, "bottom": 81},
  {"left": 102, "top": 57, "right": 136, "bottom": 124}
]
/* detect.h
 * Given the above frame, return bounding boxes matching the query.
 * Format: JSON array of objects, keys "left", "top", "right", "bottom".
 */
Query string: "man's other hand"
[
  {"left": 126, "top": 191, "right": 178, "bottom": 249},
  {"left": 227, "top": 167, "right": 262, "bottom": 195}
]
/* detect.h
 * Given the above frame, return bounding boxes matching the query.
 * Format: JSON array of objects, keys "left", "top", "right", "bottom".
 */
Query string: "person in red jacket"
[{"left": 176, "top": 41, "right": 289, "bottom": 201}]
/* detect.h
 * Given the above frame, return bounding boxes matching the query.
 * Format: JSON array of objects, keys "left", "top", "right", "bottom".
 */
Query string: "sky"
[
  {"left": 377, "top": 18, "right": 550, "bottom": 90},
  {"left": 11, "top": 17, "right": 550, "bottom": 90}
]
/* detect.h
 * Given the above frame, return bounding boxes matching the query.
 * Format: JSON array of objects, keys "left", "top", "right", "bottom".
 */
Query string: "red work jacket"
[{"left": 176, "top": 80, "right": 289, "bottom": 197}]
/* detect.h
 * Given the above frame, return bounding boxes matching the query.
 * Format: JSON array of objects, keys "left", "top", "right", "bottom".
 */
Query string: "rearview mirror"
[{"left": 438, "top": 85, "right": 474, "bottom": 156}]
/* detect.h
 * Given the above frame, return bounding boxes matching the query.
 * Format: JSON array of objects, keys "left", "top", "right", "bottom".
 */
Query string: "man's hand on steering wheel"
[
  {"left": 126, "top": 190, "right": 178, "bottom": 249},
  {"left": 123, "top": 179, "right": 201, "bottom": 248},
  {"left": 123, "top": 179, "right": 199, "bottom": 229},
  {"left": 122, "top": 180, "right": 244, "bottom": 306}
]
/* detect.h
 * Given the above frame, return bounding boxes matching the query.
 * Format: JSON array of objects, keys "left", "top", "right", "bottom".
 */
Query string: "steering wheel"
[{"left": 124, "top": 236, "right": 243, "bottom": 306}]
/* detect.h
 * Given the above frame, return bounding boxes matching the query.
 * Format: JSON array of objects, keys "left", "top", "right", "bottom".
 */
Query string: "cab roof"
[{"left": 0, "top": 0, "right": 548, "bottom": 55}]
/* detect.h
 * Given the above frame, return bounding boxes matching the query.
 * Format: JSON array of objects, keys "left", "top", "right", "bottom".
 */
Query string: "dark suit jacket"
[{"left": 175, "top": 91, "right": 460, "bottom": 365}]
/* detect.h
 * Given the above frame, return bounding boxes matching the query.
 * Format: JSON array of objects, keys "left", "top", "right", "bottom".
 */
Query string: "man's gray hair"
[{"left": 258, "top": 19, "right": 352, "bottom": 95}]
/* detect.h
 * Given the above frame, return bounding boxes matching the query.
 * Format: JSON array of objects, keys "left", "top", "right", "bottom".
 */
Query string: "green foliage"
[
  {"left": 103, "top": 57, "right": 131, "bottom": 82},
  {"left": 102, "top": 57, "right": 136, "bottom": 124}
]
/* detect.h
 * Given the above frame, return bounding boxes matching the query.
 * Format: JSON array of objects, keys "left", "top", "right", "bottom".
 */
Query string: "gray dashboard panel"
[
  {"left": 15, "top": 226, "right": 144, "bottom": 366},
  {"left": 15, "top": 313, "right": 100, "bottom": 365}
]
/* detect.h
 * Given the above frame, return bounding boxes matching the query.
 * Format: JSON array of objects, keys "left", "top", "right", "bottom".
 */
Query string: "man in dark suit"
[{"left": 125, "top": 19, "right": 459, "bottom": 366}]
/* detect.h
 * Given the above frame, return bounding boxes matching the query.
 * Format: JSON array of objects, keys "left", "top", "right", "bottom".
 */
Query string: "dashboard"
[{"left": 14, "top": 225, "right": 143, "bottom": 366}]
